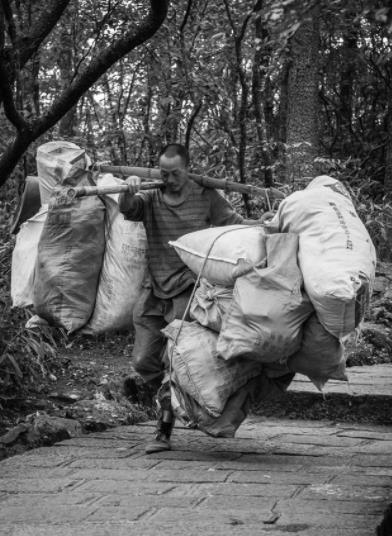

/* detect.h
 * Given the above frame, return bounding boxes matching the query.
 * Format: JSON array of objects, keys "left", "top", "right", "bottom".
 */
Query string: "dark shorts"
[{"left": 131, "top": 285, "right": 193, "bottom": 383}]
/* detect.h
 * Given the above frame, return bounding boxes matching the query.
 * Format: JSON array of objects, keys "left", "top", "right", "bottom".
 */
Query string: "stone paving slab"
[
  {"left": 0, "top": 417, "right": 391, "bottom": 535},
  {"left": 290, "top": 364, "right": 392, "bottom": 396}
]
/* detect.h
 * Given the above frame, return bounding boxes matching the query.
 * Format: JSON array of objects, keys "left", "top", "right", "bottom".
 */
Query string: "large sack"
[
  {"left": 169, "top": 225, "right": 266, "bottom": 286},
  {"left": 163, "top": 320, "right": 263, "bottom": 418},
  {"left": 171, "top": 369, "right": 294, "bottom": 438},
  {"left": 189, "top": 278, "right": 232, "bottom": 332},
  {"left": 83, "top": 174, "right": 148, "bottom": 334},
  {"left": 11, "top": 206, "right": 48, "bottom": 307},
  {"left": 217, "top": 233, "right": 313, "bottom": 363},
  {"left": 33, "top": 192, "right": 105, "bottom": 333},
  {"left": 287, "top": 313, "right": 347, "bottom": 389},
  {"left": 268, "top": 175, "right": 376, "bottom": 337},
  {"left": 36, "top": 141, "right": 91, "bottom": 204}
]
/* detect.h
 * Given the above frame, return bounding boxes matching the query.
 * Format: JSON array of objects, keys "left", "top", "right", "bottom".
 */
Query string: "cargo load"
[
  {"left": 82, "top": 174, "right": 148, "bottom": 334},
  {"left": 287, "top": 313, "right": 347, "bottom": 389},
  {"left": 217, "top": 233, "right": 313, "bottom": 363},
  {"left": 36, "top": 141, "right": 92, "bottom": 204},
  {"left": 11, "top": 206, "right": 48, "bottom": 308},
  {"left": 163, "top": 319, "right": 263, "bottom": 418},
  {"left": 169, "top": 224, "right": 266, "bottom": 286},
  {"left": 33, "top": 191, "right": 105, "bottom": 333},
  {"left": 189, "top": 278, "right": 233, "bottom": 332},
  {"left": 267, "top": 175, "right": 376, "bottom": 337}
]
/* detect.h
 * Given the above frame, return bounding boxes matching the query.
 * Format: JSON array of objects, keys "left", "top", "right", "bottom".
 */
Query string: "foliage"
[{"left": 0, "top": 205, "right": 64, "bottom": 404}]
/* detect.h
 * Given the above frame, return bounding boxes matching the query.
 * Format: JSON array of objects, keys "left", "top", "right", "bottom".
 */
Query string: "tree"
[
  {"left": 285, "top": 5, "right": 320, "bottom": 183},
  {"left": 0, "top": 0, "right": 168, "bottom": 188}
]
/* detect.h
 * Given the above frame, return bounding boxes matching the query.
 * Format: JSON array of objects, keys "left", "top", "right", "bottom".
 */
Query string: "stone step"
[
  {"left": 290, "top": 364, "right": 392, "bottom": 398},
  {"left": 253, "top": 364, "right": 392, "bottom": 425}
]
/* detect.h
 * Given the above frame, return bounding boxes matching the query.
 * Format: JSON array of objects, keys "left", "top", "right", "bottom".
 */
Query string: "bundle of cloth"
[
  {"left": 164, "top": 175, "right": 376, "bottom": 437},
  {"left": 11, "top": 141, "right": 148, "bottom": 334}
]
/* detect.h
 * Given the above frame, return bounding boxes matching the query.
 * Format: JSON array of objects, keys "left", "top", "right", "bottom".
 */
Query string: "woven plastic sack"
[
  {"left": 11, "top": 206, "right": 48, "bottom": 307},
  {"left": 171, "top": 369, "right": 294, "bottom": 438},
  {"left": 287, "top": 313, "right": 347, "bottom": 389},
  {"left": 163, "top": 320, "right": 263, "bottom": 418},
  {"left": 83, "top": 175, "right": 148, "bottom": 334},
  {"left": 217, "top": 233, "right": 313, "bottom": 363},
  {"left": 36, "top": 141, "right": 91, "bottom": 204},
  {"left": 33, "top": 191, "right": 105, "bottom": 333},
  {"left": 169, "top": 225, "right": 266, "bottom": 286},
  {"left": 189, "top": 278, "right": 232, "bottom": 332},
  {"left": 268, "top": 175, "right": 376, "bottom": 337}
]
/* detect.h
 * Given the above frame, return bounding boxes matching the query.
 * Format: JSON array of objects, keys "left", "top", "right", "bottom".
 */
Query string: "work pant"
[{"left": 131, "top": 285, "right": 193, "bottom": 385}]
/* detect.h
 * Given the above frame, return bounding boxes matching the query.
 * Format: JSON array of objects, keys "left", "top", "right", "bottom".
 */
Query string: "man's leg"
[
  {"left": 144, "top": 378, "right": 174, "bottom": 454},
  {"left": 144, "top": 286, "right": 195, "bottom": 453},
  {"left": 128, "top": 287, "right": 174, "bottom": 453}
]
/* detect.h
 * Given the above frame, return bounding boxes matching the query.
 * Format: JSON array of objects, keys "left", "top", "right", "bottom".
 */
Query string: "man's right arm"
[{"left": 118, "top": 176, "right": 144, "bottom": 221}]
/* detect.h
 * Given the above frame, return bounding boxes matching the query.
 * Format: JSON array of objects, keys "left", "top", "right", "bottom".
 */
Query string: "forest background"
[{"left": 0, "top": 0, "right": 392, "bottom": 427}]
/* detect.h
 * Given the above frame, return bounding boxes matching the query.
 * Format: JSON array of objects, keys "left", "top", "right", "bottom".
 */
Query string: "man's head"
[{"left": 158, "top": 143, "right": 190, "bottom": 194}]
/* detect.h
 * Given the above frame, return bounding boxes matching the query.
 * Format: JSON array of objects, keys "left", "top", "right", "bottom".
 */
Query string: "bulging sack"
[
  {"left": 287, "top": 313, "right": 347, "bottom": 390},
  {"left": 33, "top": 192, "right": 105, "bottom": 333},
  {"left": 217, "top": 233, "right": 313, "bottom": 363},
  {"left": 268, "top": 175, "right": 376, "bottom": 337},
  {"left": 163, "top": 320, "right": 262, "bottom": 418},
  {"left": 36, "top": 141, "right": 91, "bottom": 204},
  {"left": 11, "top": 206, "right": 48, "bottom": 307},
  {"left": 189, "top": 278, "right": 232, "bottom": 332},
  {"left": 169, "top": 225, "right": 266, "bottom": 286},
  {"left": 83, "top": 174, "right": 148, "bottom": 334}
]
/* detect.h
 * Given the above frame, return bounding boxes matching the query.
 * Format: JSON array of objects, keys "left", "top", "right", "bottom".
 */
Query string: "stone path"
[{"left": 0, "top": 365, "right": 391, "bottom": 536}]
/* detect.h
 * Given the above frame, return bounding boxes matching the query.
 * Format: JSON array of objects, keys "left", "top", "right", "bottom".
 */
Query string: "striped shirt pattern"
[{"left": 119, "top": 182, "right": 243, "bottom": 298}]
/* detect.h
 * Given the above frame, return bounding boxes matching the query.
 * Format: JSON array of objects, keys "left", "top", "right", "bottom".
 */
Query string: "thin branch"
[
  {"left": 1, "top": 0, "right": 17, "bottom": 46},
  {"left": 15, "top": 0, "right": 71, "bottom": 67},
  {"left": 179, "top": 0, "right": 193, "bottom": 34}
]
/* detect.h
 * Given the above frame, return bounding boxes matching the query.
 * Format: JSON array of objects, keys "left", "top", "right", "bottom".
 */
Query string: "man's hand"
[
  {"left": 258, "top": 211, "right": 275, "bottom": 224},
  {"left": 125, "top": 175, "right": 142, "bottom": 196}
]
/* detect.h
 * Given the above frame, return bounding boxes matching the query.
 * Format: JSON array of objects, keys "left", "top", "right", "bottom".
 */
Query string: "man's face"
[{"left": 159, "top": 154, "right": 188, "bottom": 194}]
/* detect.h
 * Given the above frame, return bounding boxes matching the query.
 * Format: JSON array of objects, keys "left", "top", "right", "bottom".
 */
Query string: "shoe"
[
  {"left": 145, "top": 431, "right": 171, "bottom": 454},
  {"left": 145, "top": 385, "right": 175, "bottom": 454}
]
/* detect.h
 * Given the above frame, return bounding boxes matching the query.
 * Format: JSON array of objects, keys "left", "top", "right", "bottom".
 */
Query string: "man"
[{"left": 119, "top": 143, "right": 265, "bottom": 454}]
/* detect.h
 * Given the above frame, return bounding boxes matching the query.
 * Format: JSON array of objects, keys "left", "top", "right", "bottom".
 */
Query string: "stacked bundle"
[
  {"left": 11, "top": 142, "right": 148, "bottom": 334},
  {"left": 163, "top": 176, "right": 376, "bottom": 436}
]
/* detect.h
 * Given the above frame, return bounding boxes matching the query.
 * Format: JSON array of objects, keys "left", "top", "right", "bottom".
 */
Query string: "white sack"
[
  {"left": 83, "top": 174, "right": 148, "bottom": 334},
  {"left": 169, "top": 225, "right": 266, "bottom": 286},
  {"left": 33, "top": 193, "right": 105, "bottom": 334},
  {"left": 268, "top": 175, "right": 376, "bottom": 337},
  {"left": 217, "top": 233, "right": 313, "bottom": 363},
  {"left": 36, "top": 140, "right": 91, "bottom": 204},
  {"left": 287, "top": 313, "right": 347, "bottom": 390},
  {"left": 189, "top": 278, "right": 233, "bottom": 332},
  {"left": 11, "top": 206, "right": 48, "bottom": 307},
  {"left": 163, "top": 320, "right": 263, "bottom": 418}
]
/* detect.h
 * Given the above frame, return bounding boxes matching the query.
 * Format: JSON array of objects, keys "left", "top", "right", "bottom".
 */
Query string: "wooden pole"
[
  {"left": 66, "top": 181, "right": 161, "bottom": 199},
  {"left": 96, "top": 164, "right": 284, "bottom": 201}
]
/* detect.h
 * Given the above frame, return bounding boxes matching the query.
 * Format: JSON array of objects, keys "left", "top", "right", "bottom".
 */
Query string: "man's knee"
[{"left": 132, "top": 353, "right": 163, "bottom": 384}]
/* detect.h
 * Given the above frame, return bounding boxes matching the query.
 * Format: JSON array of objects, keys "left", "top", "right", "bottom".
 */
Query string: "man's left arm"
[{"left": 209, "top": 190, "right": 272, "bottom": 226}]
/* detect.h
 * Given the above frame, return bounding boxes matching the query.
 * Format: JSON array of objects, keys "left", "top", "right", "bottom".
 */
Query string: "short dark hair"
[{"left": 159, "top": 143, "right": 189, "bottom": 167}]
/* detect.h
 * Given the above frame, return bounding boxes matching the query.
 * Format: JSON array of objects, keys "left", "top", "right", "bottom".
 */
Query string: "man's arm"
[
  {"left": 209, "top": 189, "right": 273, "bottom": 227},
  {"left": 118, "top": 175, "right": 145, "bottom": 221}
]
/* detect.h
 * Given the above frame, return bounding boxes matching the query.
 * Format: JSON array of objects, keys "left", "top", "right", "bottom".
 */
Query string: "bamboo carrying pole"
[
  {"left": 66, "top": 181, "right": 162, "bottom": 199},
  {"left": 65, "top": 164, "right": 285, "bottom": 202}
]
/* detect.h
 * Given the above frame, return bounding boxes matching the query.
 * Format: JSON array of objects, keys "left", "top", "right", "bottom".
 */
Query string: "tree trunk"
[
  {"left": 285, "top": 6, "right": 320, "bottom": 184},
  {"left": 252, "top": 4, "right": 273, "bottom": 188}
]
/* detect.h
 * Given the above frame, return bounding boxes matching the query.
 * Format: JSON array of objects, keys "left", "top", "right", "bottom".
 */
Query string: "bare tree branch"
[{"left": 0, "top": 0, "right": 169, "bottom": 187}]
